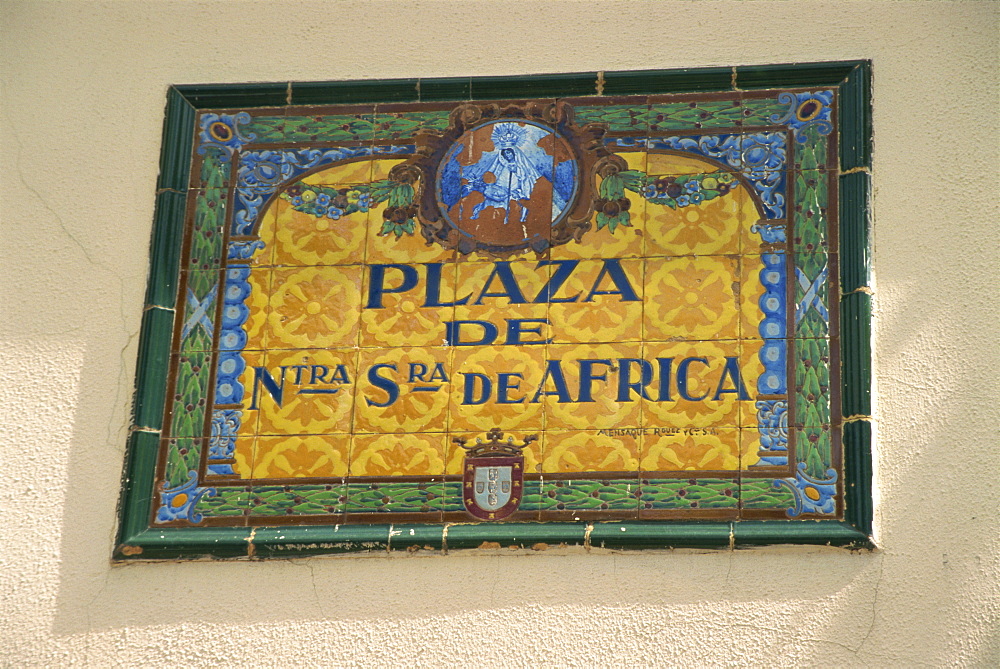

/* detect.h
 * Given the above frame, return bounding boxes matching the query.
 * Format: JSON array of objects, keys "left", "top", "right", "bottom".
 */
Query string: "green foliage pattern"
[
  {"left": 574, "top": 105, "right": 647, "bottom": 132},
  {"left": 795, "top": 124, "right": 829, "bottom": 170},
  {"left": 169, "top": 351, "right": 210, "bottom": 439},
  {"left": 164, "top": 438, "right": 202, "bottom": 488},
  {"left": 739, "top": 98, "right": 790, "bottom": 127},
  {"left": 190, "top": 188, "right": 225, "bottom": 271},
  {"left": 740, "top": 478, "right": 797, "bottom": 509},
  {"left": 283, "top": 115, "right": 375, "bottom": 143},
  {"left": 640, "top": 479, "right": 739, "bottom": 509},
  {"left": 794, "top": 170, "right": 829, "bottom": 253},
  {"left": 799, "top": 426, "right": 833, "bottom": 479},
  {"left": 538, "top": 479, "right": 640, "bottom": 510},
  {"left": 647, "top": 99, "right": 745, "bottom": 131}
]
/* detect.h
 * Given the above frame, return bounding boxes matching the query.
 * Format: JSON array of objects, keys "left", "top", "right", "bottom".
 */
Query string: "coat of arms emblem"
[{"left": 456, "top": 427, "right": 536, "bottom": 520}]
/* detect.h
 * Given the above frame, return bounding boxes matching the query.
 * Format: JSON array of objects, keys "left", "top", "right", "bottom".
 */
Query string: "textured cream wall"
[{"left": 1, "top": 1, "right": 998, "bottom": 666}]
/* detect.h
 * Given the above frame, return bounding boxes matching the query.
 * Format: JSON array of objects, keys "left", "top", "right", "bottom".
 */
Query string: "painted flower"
[
  {"left": 684, "top": 180, "right": 702, "bottom": 193},
  {"left": 328, "top": 208, "right": 342, "bottom": 220},
  {"left": 675, "top": 195, "right": 691, "bottom": 207},
  {"left": 291, "top": 196, "right": 304, "bottom": 207},
  {"left": 316, "top": 193, "right": 331, "bottom": 207},
  {"left": 300, "top": 190, "right": 317, "bottom": 203},
  {"left": 313, "top": 206, "right": 328, "bottom": 217}
]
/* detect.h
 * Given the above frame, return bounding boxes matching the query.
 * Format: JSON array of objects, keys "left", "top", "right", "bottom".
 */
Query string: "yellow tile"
[
  {"left": 542, "top": 342, "right": 644, "bottom": 430},
  {"left": 234, "top": 350, "right": 265, "bottom": 437},
  {"left": 255, "top": 348, "right": 359, "bottom": 435},
  {"left": 542, "top": 430, "right": 640, "bottom": 475},
  {"left": 646, "top": 152, "right": 722, "bottom": 175},
  {"left": 354, "top": 347, "right": 452, "bottom": 433},
  {"left": 640, "top": 428, "right": 740, "bottom": 473},
  {"left": 243, "top": 269, "right": 271, "bottom": 350},
  {"left": 547, "top": 258, "right": 643, "bottom": 344},
  {"left": 370, "top": 158, "right": 409, "bottom": 182},
  {"left": 641, "top": 341, "right": 744, "bottom": 429},
  {"left": 359, "top": 262, "right": 457, "bottom": 348},
  {"left": 551, "top": 181, "right": 645, "bottom": 261},
  {"left": 272, "top": 197, "right": 367, "bottom": 267},
  {"left": 350, "top": 432, "right": 447, "bottom": 477},
  {"left": 453, "top": 258, "right": 549, "bottom": 326},
  {"left": 617, "top": 151, "right": 648, "bottom": 173},
  {"left": 444, "top": 430, "right": 542, "bottom": 476},
  {"left": 232, "top": 435, "right": 256, "bottom": 479},
  {"left": 739, "top": 255, "right": 771, "bottom": 340},
  {"left": 301, "top": 159, "right": 373, "bottom": 186},
  {"left": 449, "top": 346, "right": 546, "bottom": 432},
  {"left": 740, "top": 428, "right": 765, "bottom": 469},
  {"left": 266, "top": 265, "right": 363, "bottom": 350},
  {"left": 644, "top": 177, "right": 742, "bottom": 256},
  {"left": 643, "top": 256, "right": 739, "bottom": 341},
  {"left": 252, "top": 434, "right": 350, "bottom": 479},
  {"left": 366, "top": 200, "right": 453, "bottom": 265}
]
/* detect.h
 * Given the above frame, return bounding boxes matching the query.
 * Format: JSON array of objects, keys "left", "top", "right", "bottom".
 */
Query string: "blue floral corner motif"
[
  {"left": 773, "top": 463, "right": 837, "bottom": 517},
  {"left": 640, "top": 134, "right": 787, "bottom": 218},
  {"left": 769, "top": 90, "right": 834, "bottom": 143},
  {"left": 209, "top": 409, "right": 241, "bottom": 459},
  {"left": 227, "top": 239, "right": 265, "bottom": 261},
  {"left": 753, "top": 399, "right": 788, "bottom": 467},
  {"left": 750, "top": 221, "right": 786, "bottom": 243},
  {"left": 197, "top": 112, "right": 255, "bottom": 162},
  {"left": 229, "top": 145, "right": 415, "bottom": 235},
  {"left": 156, "top": 471, "right": 216, "bottom": 524}
]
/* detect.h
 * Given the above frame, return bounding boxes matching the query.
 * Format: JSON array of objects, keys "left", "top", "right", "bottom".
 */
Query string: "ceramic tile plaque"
[{"left": 117, "top": 63, "right": 873, "bottom": 559}]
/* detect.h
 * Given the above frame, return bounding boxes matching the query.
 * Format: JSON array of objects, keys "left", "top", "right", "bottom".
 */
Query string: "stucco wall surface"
[{"left": 1, "top": 1, "right": 998, "bottom": 666}]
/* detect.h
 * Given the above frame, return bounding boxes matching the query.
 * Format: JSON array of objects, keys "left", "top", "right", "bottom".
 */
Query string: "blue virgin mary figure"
[{"left": 438, "top": 121, "right": 577, "bottom": 231}]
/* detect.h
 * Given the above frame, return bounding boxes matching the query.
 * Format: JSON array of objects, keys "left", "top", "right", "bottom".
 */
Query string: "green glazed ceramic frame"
[{"left": 116, "top": 62, "right": 873, "bottom": 560}]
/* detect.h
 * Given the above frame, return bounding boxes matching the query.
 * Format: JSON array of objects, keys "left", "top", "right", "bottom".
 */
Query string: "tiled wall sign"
[{"left": 117, "top": 63, "right": 873, "bottom": 558}]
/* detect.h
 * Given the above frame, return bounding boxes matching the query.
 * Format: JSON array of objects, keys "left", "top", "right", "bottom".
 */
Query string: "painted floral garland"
[{"left": 280, "top": 169, "right": 741, "bottom": 239}]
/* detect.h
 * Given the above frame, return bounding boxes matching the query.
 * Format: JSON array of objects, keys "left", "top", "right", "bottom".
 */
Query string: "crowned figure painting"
[{"left": 438, "top": 120, "right": 577, "bottom": 248}]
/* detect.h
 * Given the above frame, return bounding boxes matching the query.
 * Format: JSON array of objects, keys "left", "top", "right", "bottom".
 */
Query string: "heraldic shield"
[{"left": 457, "top": 428, "right": 536, "bottom": 521}]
